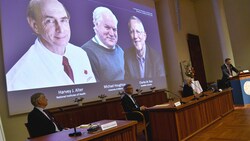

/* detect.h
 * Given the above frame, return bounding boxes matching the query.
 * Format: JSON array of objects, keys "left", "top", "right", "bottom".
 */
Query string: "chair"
[
  {"left": 123, "top": 111, "right": 149, "bottom": 141},
  {"left": 24, "top": 123, "right": 32, "bottom": 139}
]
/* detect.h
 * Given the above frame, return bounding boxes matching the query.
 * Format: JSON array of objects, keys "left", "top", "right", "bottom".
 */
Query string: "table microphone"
[
  {"left": 165, "top": 90, "right": 186, "bottom": 104},
  {"left": 69, "top": 127, "right": 82, "bottom": 137},
  {"left": 68, "top": 117, "right": 82, "bottom": 137},
  {"left": 136, "top": 88, "right": 142, "bottom": 95}
]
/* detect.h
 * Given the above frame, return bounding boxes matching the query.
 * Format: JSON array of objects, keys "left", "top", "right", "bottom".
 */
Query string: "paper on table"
[
  {"left": 153, "top": 103, "right": 170, "bottom": 107},
  {"left": 77, "top": 124, "right": 91, "bottom": 128}
]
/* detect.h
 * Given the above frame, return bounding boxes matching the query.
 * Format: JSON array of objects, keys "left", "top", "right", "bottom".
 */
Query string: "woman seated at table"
[{"left": 182, "top": 77, "right": 203, "bottom": 98}]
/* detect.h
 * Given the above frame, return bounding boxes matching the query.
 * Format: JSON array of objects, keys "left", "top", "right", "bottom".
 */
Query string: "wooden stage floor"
[{"left": 188, "top": 107, "right": 250, "bottom": 141}]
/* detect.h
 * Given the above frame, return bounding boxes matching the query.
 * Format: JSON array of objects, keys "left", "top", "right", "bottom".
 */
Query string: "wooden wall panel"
[
  {"left": 148, "top": 89, "right": 234, "bottom": 141},
  {"left": 49, "top": 90, "right": 167, "bottom": 127}
]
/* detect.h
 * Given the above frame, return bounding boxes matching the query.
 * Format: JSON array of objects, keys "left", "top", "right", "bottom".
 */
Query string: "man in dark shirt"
[{"left": 124, "top": 16, "right": 165, "bottom": 79}]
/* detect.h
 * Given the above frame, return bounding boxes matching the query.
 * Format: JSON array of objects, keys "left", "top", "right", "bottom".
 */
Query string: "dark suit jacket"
[
  {"left": 121, "top": 93, "right": 148, "bottom": 122},
  {"left": 220, "top": 64, "right": 238, "bottom": 88},
  {"left": 124, "top": 45, "right": 165, "bottom": 79},
  {"left": 182, "top": 84, "right": 194, "bottom": 98},
  {"left": 121, "top": 93, "right": 140, "bottom": 112},
  {"left": 27, "top": 108, "right": 62, "bottom": 138},
  {"left": 221, "top": 64, "right": 238, "bottom": 81}
]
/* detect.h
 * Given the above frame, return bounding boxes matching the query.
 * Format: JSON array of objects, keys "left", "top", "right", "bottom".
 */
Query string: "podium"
[{"left": 230, "top": 72, "right": 250, "bottom": 106}]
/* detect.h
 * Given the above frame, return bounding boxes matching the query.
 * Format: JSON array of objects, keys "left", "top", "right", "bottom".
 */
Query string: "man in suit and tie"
[
  {"left": 27, "top": 92, "right": 62, "bottom": 138},
  {"left": 221, "top": 58, "right": 239, "bottom": 88}
]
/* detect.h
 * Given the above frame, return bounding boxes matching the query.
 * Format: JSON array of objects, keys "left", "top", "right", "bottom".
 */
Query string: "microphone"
[
  {"left": 68, "top": 116, "right": 82, "bottom": 137},
  {"left": 69, "top": 127, "right": 82, "bottom": 137},
  {"left": 165, "top": 90, "right": 186, "bottom": 104},
  {"left": 150, "top": 87, "right": 156, "bottom": 92},
  {"left": 191, "top": 95, "right": 199, "bottom": 101},
  {"left": 136, "top": 88, "right": 142, "bottom": 95}
]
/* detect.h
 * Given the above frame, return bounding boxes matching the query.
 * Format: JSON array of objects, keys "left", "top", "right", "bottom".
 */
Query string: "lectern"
[{"left": 230, "top": 72, "right": 250, "bottom": 106}]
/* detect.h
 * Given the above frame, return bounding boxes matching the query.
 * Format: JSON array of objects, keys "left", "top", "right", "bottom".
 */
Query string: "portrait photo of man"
[
  {"left": 81, "top": 6, "right": 124, "bottom": 82},
  {"left": 124, "top": 16, "right": 165, "bottom": 79},
  {"left": 6, "top": 0, "right": 96, "bottom": 91}
]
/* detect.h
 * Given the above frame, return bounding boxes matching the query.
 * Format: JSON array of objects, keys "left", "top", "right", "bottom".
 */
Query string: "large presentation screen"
[{"left": 1, "top": 0, "right": 167, "bottom": 115}]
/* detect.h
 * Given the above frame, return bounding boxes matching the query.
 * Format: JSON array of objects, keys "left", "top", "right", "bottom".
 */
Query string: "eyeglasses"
[{"left": 129, "top": 30, "right": 145, "bottom": 35}]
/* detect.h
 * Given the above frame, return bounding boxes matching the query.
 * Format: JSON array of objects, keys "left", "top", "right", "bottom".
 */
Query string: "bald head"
[
  {"left": 27, "top": 0, "right": 69, "bottom": 20},
  {"left": 26, "top": 0, "right": 71, "bottom": 55}
]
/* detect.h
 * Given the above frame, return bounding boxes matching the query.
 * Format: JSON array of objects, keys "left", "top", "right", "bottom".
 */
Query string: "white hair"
[{"left": 92, "top": 6, "right": 118, "bottom": 26}]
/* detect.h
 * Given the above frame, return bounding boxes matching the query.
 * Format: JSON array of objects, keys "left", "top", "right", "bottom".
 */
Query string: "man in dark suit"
[
  {"left": 124, "top": 16, "right": 165, "bottom": 79},
  {"left": 121, "top": 84, "right": 147, "bottom": 113},
  {"left": 221, "top": 58, "right": 239, "bottom": 88},
  {"left": 27, "top": 92, "right": 62, "bottom": 138},
  {"left": 121, "top": 84, "right": 151, "bottom": 140},
  {"left": 121, "top": 84, "right": 149, "bottom": 122}
]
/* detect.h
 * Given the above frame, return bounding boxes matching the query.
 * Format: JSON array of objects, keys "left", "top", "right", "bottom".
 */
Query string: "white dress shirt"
[{"left": 6, "top": 38, "right": 96, "bottom": 91}]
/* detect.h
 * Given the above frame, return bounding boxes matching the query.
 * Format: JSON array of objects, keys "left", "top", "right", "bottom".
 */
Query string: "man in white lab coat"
[{"left": 6, "top": 0, "right": 96, "bottom": 91}]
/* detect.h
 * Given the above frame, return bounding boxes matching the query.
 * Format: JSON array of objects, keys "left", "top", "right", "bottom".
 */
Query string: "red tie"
[{"left": 62, "top": 56, "right": 74, "bottom": 82}]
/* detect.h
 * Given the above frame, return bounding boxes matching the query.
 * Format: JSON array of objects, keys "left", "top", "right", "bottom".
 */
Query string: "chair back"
[{"left": 123, "top": 111, "right": 149, "bottom": 141}]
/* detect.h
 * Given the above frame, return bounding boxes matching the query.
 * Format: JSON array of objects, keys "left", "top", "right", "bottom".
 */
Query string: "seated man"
[
  {"left": 121, "top": 84, "right": 148, "bottom": 121},
  {"left": 27, "top": 92, "right": 62, "bottom": 138},
  {"left": 121, "top": 84, "right": 151, "bottom": 140}
]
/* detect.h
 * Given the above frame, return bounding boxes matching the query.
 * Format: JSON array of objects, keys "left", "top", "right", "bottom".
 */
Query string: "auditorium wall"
[{"left": 224, "top": 0, "right": 250, "bottom": 71}]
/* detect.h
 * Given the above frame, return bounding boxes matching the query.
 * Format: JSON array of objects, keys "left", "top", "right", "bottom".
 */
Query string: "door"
[{"left": 187, "top": 34, "right": 207, "bottom": 90}]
